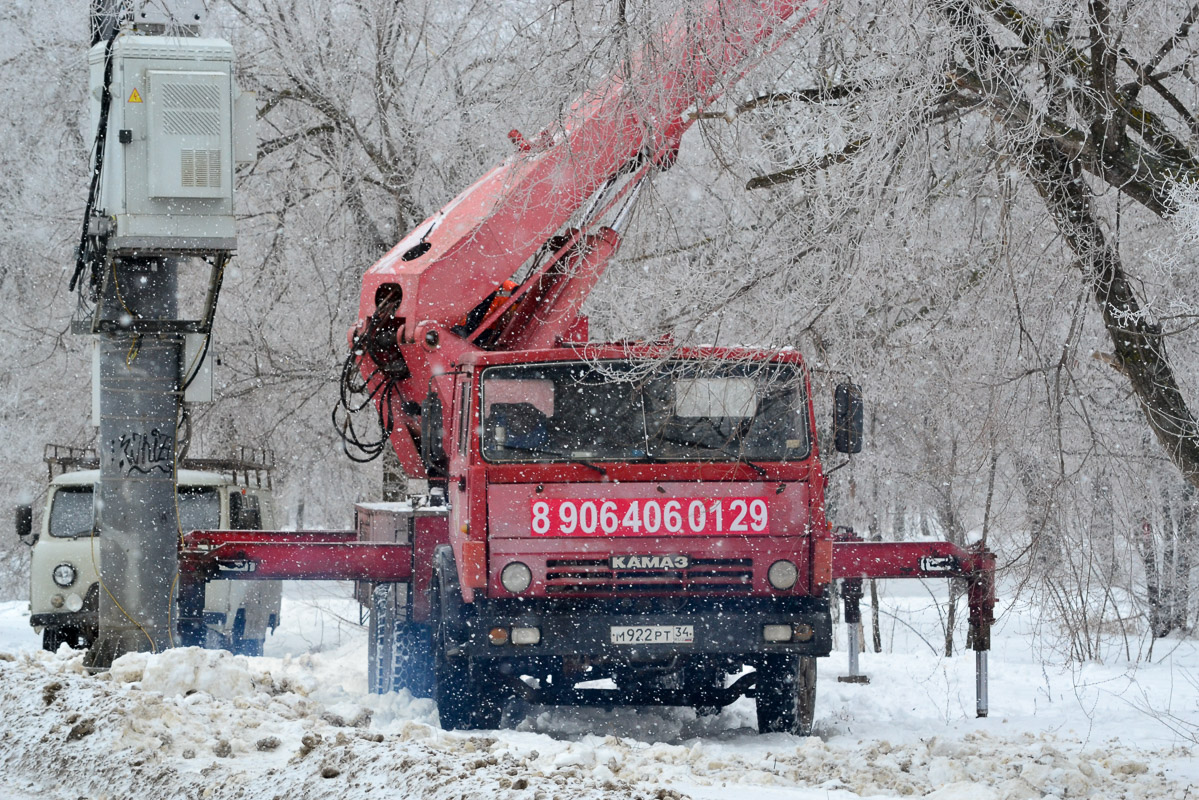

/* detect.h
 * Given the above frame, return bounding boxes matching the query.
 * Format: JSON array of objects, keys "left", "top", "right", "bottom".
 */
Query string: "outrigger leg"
[
  {"left": 837, "top": 577, "right": 870, "bottom": 684},
  {"left": 832, "top": 533, "right": 997, "bottom": 717}
]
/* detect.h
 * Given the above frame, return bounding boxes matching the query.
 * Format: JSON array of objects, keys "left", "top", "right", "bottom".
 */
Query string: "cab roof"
[{"left": 52, "top": 469, "right": 230, "bottom": 488}]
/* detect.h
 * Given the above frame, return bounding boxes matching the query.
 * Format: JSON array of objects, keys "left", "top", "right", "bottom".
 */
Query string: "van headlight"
[
  {"left": 52, "top": 563, "right": 77, "bottom": 588},
  {"left": 500, "top": 562, "right": 532, "bottom": 594}
]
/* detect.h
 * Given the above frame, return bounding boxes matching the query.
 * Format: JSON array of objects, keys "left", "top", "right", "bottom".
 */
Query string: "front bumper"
[
  {"left": 30, "top": 610, "right": 97, "bottom": 630},
  {"left": 452, "top": 596, "right": 832, "bottom": 659}
]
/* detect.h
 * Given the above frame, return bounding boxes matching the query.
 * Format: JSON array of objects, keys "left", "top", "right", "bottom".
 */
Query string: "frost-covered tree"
[{"left": 0, "top": 0, "right": 1196, "bottom": 645}]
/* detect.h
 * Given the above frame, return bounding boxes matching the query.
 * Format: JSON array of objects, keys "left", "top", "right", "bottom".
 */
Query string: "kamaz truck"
[{"left": 176, "top": 0, "right": 996, "bottom": 735}]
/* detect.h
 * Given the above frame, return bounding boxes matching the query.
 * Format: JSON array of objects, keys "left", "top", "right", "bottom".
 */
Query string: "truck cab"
[
  {"left": 400, "top": 343, "right": 841, "bottom": 732},
  {"left": 22, "top": 452, "right": 282, "bottom": 656}
]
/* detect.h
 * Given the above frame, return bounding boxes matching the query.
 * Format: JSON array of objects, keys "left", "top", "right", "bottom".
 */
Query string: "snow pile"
[
  {"left": 0, "top": 647, "right": 639, "bottom": 800},
  {"left": 112, "top": 648, "right": 260, "bottom": 699},
  {"left": 0, "top": 644, "right": 1193, "bottom": 800},
  {"left": 0, "top": 584, "right": 1196, "bottom": 800}
]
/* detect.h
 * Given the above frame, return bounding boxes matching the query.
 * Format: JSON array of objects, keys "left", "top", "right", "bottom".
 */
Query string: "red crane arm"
[{"left": 356, "top": 1, "right": 819, "bottom": 333}]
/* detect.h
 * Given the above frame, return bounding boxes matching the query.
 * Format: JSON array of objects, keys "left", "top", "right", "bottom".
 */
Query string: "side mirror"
[
  {"left": 15, "top": 504, "right": 33, "bottom": 544},
  {"left": 833, "top": 383, "right": 863, "bottom": 454}
]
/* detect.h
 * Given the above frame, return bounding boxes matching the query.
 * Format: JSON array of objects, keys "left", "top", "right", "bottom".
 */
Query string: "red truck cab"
[{"left": 416, "top": 342, "right": 836, "bottom": 732}]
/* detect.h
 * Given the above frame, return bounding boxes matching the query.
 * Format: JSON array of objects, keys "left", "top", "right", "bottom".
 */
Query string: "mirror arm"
[{"left": 825, "top": 457, "right": 852, "bottom": 475}]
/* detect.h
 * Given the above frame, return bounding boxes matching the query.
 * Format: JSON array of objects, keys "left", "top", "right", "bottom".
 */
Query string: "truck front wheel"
[
  {"left": 431, "top": 566, "right": 503, "bottom": 730},
  {"left": 433, "top": 648, "right": 502, "bottom": 730},
  {"left": 755, "top": 654, "right": 817, "bottom": 736}
]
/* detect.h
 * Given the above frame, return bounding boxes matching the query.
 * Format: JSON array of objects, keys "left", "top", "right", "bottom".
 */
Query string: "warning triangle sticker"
[{"left": 128, "top": 88, "right": 142, "bottom": 103}]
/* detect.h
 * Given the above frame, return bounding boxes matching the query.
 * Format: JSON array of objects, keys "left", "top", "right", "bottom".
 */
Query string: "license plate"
[{"left": 609, "top": 625, "right": 694, "bottom": 645}]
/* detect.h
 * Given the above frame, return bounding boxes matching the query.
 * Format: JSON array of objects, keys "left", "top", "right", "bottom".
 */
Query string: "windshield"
[
  {"left": 48, "top": 485, "right": 221, "bottom": 538},
  {"left": 480, "top": 360, "right": 809, "bottom": 464},
  {"left": 48, "top": 487, "right": 94, "bottom": 538}
]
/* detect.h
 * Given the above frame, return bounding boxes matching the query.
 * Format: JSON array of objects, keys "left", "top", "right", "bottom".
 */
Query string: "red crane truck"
[{"left": 178, "top": 0, "right": 996, "bottom": 735}]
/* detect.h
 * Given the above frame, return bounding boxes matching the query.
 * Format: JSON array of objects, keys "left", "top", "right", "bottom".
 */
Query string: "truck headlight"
[
  {"left": 52, "top": 563, "right": 77, "bottom": 588},
  {"left": 767, "top": 560, "right": 798, "bottom": 590},
  {"left": 500, "top": 562, "right": 532, "bottom": 594}
]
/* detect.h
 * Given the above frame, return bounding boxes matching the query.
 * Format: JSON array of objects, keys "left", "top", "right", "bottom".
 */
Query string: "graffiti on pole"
[{"left": 108, "top": 429, "right": 174, "bottom": 476}]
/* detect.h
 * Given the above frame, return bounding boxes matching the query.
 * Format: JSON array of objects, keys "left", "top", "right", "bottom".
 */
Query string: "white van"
[{"left": 21, "top": 456, "right": 282, "bottom": 656}]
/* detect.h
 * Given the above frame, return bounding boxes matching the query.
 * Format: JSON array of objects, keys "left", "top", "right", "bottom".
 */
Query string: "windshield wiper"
[
  {"left": 720, "top": 447, "right": 767, "bottom": 477},
  {"left": 493, "top": 443, "right": 607, "bottom": 475},
  {"left": 648, "top": 435, "right": 768, "bottom": 476}
]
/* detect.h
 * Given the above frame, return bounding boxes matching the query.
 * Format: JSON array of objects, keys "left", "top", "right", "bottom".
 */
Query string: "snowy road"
[{"left": 0, "top": 584, "right": 1196, "bottom": 799}]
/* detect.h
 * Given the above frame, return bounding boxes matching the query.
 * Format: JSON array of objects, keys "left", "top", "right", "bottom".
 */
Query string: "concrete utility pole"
[
  {"left": 77, "top": 0, "right": 254, "bottom": 668},
  {"left": 91, "top": 264, "right": 182, "bottom": 665}
]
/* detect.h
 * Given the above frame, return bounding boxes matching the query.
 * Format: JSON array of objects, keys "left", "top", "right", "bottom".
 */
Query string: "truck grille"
[{"left": 544, "top": 557, "right": 753, "bottom": 595}]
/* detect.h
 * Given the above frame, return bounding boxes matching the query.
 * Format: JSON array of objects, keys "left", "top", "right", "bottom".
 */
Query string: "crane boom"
[
  {"left": 358, "top": 1, "right": 815, "bottom": 328},
  {"left": 348, "top": 1, "right": 820, "bottom": 477}
]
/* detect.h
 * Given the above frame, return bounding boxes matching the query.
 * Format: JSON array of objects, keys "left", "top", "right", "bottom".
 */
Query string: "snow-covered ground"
[{"left": 0, "top": 582, "right": 1196, "bottom": 799}]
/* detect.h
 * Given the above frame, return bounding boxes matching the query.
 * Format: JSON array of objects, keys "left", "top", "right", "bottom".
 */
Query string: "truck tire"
[
  {"left": 684, "top": 661, "right": 726, "bottom": 716},
  {"left": 755, "top": 654, "right": 817, "bottom": 736},
  {"left": 433, "top": 647, "right": 502, "bottom": 730},
  {"left": 431, "top": 561, "right": 503, "bottom": 730},
  {"left": 368, "top": 584, "right": 435, "bottom": 696},
  {"left": 369, "top": 584, "right": 396, "bottom": 694},
  {"left": 393, "top": 623, "right": 434, "bottom": 698}
]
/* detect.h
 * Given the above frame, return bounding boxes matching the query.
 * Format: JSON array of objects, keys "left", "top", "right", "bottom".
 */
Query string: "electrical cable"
[
  {"left": 166, "top": 435, "right": 187, "bottom": 650},
  {"left": 180, "top": 333, "right": 211, "bottom": 393},
  {"left": 89, "top": 520, "right": 158, "bottom": 655},
  {"left": 126, "top": 334, "right": 141, "bottom": 366},
  {"left": 70, "top": 27, "right": 120, "bottom": 294},
  {"left": 180, "top": 255, "right": 228, "bottom": 393}
]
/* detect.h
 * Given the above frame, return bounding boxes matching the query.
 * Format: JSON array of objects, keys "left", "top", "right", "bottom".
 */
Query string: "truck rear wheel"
[
  {"left": 369, "top": 583, "right": 435, "bottom": 696},
  {"left": 393, "top": 623, "right": 434, "bottom": 698},
  {"left": 368, "top": 584, "right": 396, "bottom": 694},
  {"left": 755, "top": 654, "right": 817, "bottom": 736}
]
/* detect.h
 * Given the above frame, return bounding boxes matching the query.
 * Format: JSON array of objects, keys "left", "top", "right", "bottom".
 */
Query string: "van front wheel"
[{"left": 43, "top": 625, "right": 85, "bottom": 652}]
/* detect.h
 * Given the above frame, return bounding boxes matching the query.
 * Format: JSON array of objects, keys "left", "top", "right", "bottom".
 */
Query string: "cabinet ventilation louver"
[
  {"left": 180, "top": 148, "right": 222, "bottom": 188},
  {"left": 161, "top": 83, "right": 222, "bottom": 136},
  {"left": 164, "top": 82, "right": 223, "bottom": 189}
]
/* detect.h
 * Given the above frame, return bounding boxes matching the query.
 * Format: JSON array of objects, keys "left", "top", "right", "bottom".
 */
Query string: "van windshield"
[
  {"left": 48, "top": 488, "right": 94, "bottom": 538},
  {"left": 48, "top": 485, "right": 220, "bottom": 538}
]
